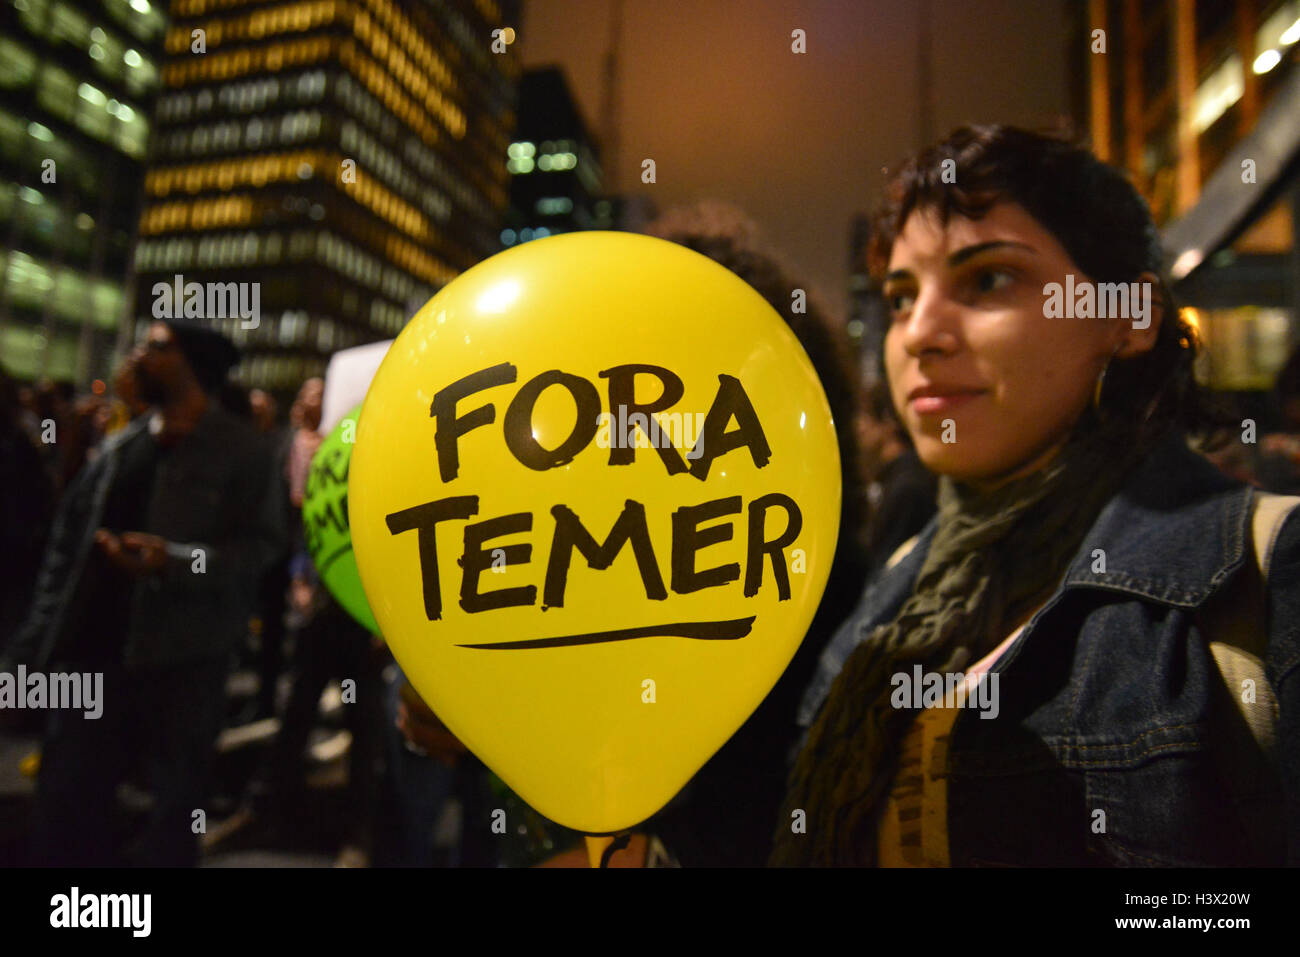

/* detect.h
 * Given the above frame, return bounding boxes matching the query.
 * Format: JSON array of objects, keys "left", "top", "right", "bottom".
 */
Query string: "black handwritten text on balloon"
[
  {"left": 385, "top": 363, "right": 805, "bottom": 648},
  {"left": 304, "top": 442, "right": 350, "bottom": 575}
]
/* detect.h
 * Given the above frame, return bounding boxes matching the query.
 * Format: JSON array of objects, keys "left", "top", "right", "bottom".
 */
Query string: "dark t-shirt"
[{"left": 62, "top": 430, "right": 164, "bottom": 664}]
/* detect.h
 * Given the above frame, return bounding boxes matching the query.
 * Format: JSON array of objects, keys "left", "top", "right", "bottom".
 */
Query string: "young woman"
[{"left": 770, "top": 125, "right": 1299, "bottom": 867}]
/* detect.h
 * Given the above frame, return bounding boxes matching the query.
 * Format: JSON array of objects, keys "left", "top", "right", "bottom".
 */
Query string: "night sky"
[{"left": 519, "top": 0, "right": 1074, "bottom": 320}]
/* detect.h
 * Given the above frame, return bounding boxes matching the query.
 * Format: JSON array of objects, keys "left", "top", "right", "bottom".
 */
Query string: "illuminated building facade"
[
  {"left": 135, "top": 0, "right": 521, "bottom": 394},
  {"left": 1084, "top": 0, "right": 1300, "bottom": 394},
  {"left": 502, "top": 67, "right": 603, "bottom": 249},
  {"left": 0, "top": 0, "right": 166, "bottom": 384}
]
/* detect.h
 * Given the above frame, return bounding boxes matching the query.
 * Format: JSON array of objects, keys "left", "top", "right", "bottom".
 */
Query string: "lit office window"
[
  {"left": 0, "top": 39, "right": 38, "bottom": 91},
  {"left": 104, "top": 0, "right": 165, "bottom": 43},
  {"left": 16, "top": 0, "right": 50, "bottom": 38},
  {"left": 90, "top": 26, "right": 129, "bottom": 84},
  {"left": 0, "top": 111, "right": 25, "bottom": 162},
  {"left": 112, "top": 99, "right": 148, "bottom": 157},
  {"left": 122, "top": 48, "right": 159, "bottom": 98},
  {"left": 279, "top": 309, "right": 308, "bottom": 346},
  {"left": 50, "top": 3, "right": 93, "bottom": 49},
  {"left": 1192, "top": 55, "right": 1244, "bottom": 134},
  {"left": 37, "top": 64, "right": 78, "bottom": 125},
  {"left": 5, "top": 251, "right": 53, "bottom": 310}
]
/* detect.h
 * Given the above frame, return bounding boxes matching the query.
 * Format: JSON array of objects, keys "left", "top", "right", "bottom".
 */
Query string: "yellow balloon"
[{"left": 350, "top": 231, "right": 840, "bottom": 834}]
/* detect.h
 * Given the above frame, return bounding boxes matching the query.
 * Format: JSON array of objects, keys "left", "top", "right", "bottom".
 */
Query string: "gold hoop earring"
[
  {"left": 1092, "top": 363, "right": 1109, "bottom": 411},
  {"left": 1092, "top": 346, "right": 1121, "bottom": 412}
]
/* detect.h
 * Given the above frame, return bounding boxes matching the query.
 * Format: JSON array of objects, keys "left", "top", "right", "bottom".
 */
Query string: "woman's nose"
[{"left": 898, "top": 287, "right": 962, "bottom": 358}]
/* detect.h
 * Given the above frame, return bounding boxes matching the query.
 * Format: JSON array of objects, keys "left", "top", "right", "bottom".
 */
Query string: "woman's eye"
[
  {"left": 887, "top": 291, "right": 915, "bottom": 313},
  {"left": 975, "top": 269, "right": 1014, "bottom": 294}
]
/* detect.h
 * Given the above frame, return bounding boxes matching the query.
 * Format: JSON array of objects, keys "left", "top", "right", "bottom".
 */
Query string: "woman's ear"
[{"left": 1114, "top": 271, "right": 1164, "bottom": 359}]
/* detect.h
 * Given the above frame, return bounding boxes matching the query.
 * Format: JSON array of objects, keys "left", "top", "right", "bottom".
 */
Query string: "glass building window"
[
  {"left": 5, "top": 251, "right": 54, "bottom": 311},
  {"left": 116, "top": 108, "right": 147, "bottom": 157},
  {"left": 103, "top": 0, "right": 166, "bottom": 44},
  {"left": 16, "top": 0, "right": 51, "bottom": 38},
  {"left": 50, "top": 3, "right": 92, "bottom": 48},
  {"left": 0, "top": 39, "right": 38, "bottom": 91},
  {"left": 89, "top": 27, "right": 128, "bottom": 85},
  {"left": 37, "top": 64, "right": 78, "bottom": 124},
  {"left": 0, "top": 110, "right": 26, "bottom": 162},
  {"left": 123, "top": 47, "right": 159, "bottom": 98},
  {"left": 74, "top": 81, "right": 112, "bottom": 141}
]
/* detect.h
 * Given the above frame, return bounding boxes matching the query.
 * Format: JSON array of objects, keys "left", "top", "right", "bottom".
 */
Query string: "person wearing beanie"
[
  {"left": 3, "top": 321, "right": 285, "bottom": 866},
  {"left": 161, "top": 320, "right": 242, "bottom": 395}
]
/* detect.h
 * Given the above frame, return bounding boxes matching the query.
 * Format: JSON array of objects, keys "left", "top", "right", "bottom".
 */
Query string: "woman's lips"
[{"left": 909, "top": 391, "right": 986, "bottom": 415}]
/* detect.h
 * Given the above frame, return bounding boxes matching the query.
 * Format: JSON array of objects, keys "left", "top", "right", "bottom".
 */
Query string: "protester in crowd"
[
  {"left": 0, "top": 368, "right": 54, "bottom": 651},
  {"left": 58, "top": 390, "right": 111, "bottom": 483},
  {"left": 246, "top": 388, "right": 295, "bottom": 723},
  {"left": 86, "top": 353, "right": 152, "bottom": 440},
  {"left": 212, "top": 375, "right": 384, "bottom": 866},
  {"left": 287, "top": 377, "right": 325, "bottom": 511},
  {"left": 1, "top": 320, "right": 283, "bottom": 866},
  {"left": 381, "top": 666, "right": 463, "bottom": 866},
  {"left": 249, "top": 388, "right": 278, "bottom": 434},
  {"left": 382, "top": 668, "right": 507, "bottom": 867},
  {"left": 243, "top": 552, "right": 388, "bottom": 867},
  {"left": 16, "top": 381, "right": 41, "bottom": 445},
  {"left": 23, "top": 380, "right": 75, "bottom": 494},
  {"left": 218, "top": 380, "right": 254, "bottom": 421},
  {"left": 770, "top": 125, "right": 1293, "bottom": 867}
]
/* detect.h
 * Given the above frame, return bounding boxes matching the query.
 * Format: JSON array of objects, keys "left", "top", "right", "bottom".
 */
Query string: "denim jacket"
[
  {"left": 3, "top": 405, "right": 284, "bottom": 671},
  {"left": 798, "top": 430, "right": 1300, "bottom": 866}
]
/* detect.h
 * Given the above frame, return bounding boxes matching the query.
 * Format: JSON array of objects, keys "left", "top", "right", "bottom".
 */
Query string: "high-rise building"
[
  {"left": 502, "top": 66, "right": 602, "bottom": 248},
  {"left": 134, "top": 0, "right": 522, "bottom": 397},
  {"left": 0, "top": 0, "right": 167, "bottom": 385},
  {"left": 1082, "top": 0, "right": 1300, "bottom": 393}
]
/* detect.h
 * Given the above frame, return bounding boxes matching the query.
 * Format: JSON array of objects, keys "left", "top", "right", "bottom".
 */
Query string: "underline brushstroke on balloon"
[{"left": 455, "top": 616, "right": 757, "bottom": 649}]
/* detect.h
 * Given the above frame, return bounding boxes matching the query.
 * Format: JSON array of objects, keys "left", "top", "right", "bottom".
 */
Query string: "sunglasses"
[{"left": 144, "top": 338, "right": 177, "bottom": 353}]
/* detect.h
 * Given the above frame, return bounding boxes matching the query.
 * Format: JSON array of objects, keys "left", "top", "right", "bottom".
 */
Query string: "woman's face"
[{"left": 882, "top": 201, "right": 1157, "bottom": 487}]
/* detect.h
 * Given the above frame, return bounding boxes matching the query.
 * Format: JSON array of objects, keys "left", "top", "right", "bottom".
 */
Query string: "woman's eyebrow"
[
  {"left": 885, "top": 240, "right": 1039, "bottom": 284},
  {"left": 948, "top": 240, "right": 1038, "bottom": 266}
]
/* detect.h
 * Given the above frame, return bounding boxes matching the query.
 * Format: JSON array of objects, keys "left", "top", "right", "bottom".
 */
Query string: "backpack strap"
[
  {"left": 1210, "top": 491, "right": 1300, "bottom": 749},
  {"left": 1197, "top": 489, "right": 1300, "bottom": 862}
]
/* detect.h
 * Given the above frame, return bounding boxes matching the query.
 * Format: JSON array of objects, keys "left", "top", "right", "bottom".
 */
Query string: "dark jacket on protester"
[
  {"left": 799, "top": 430, "right": 1300, "bottom": 866},
  {"left": 3, "top": 405, "right": 284, "bottom": 671}
]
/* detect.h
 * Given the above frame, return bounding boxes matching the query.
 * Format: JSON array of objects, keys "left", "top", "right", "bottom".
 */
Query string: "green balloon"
[{"left": 303, "top": 404, "right": 378, "bottom": 633}]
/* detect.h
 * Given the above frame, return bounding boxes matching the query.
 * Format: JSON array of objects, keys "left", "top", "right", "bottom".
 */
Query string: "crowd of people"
[{"left": 2, "top": 124, "right": 1299, "bottom": 867}]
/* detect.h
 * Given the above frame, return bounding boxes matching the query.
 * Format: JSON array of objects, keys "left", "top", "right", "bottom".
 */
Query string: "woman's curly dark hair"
[{"left": 867, "top": 124, "right": 1225, "bottom": 444}]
